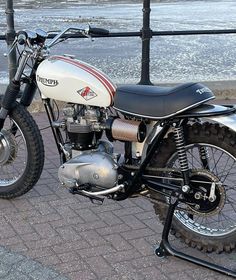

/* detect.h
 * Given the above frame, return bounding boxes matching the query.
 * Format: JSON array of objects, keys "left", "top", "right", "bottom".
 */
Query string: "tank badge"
[
  {"left": 77, "top": 87, "right": 97, "bottom": 101},
  {"left": 37, "top": 75, "right": 58, "bottom": 87}
]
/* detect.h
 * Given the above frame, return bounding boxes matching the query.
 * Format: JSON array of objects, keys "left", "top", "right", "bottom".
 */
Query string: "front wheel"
[
  {"left": 150, "top": 123, "right": 236, "bottom": 253},
  {"left": 0, "top": 103, "right": 44, "bottom": 198}
]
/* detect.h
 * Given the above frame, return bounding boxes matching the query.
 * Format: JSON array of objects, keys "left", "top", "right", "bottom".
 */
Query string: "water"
[{"left": 1, "top": 0, "right": 236, "bottom": 84}]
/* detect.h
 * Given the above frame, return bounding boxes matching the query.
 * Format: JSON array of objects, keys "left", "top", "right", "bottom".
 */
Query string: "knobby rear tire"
[
  {"left": 150, "top": 122, "right": 236, "bottom": 253},
  {"left": 0, "top": 103, "right": 44, "bottom": 198}
]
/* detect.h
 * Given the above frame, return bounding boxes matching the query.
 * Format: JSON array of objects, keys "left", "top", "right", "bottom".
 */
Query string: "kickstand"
[{"left": 155, "top": 198, "right": 236, "bottom": 278}]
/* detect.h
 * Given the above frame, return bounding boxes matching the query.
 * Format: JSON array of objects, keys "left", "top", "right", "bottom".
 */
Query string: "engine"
[{"left": 57, "top": 104, "right": 146, "bottom": 193}]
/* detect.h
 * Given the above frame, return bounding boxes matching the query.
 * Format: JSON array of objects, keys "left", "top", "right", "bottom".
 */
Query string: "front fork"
[{"left": 0, "top": 51, "right": 31, "bottom": 130}]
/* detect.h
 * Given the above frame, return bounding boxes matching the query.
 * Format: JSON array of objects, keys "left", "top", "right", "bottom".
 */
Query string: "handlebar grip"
[
  {"left": 17, "top": 31, "right": 27, "bottom": 45},
  {"left": 89, "top": 27, "right": 109, "bottom": 36}
]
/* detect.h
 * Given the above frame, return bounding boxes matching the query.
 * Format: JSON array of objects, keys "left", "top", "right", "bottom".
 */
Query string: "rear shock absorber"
[
  {"left": 199, "top": 146, "right": 210, "bottom": 169},
  {"left": 174, "top": 124, "right": 190, "bottom": 193}
]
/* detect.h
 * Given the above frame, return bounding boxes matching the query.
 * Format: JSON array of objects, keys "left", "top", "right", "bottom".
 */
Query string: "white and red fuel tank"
[{"left": 36, "top": 55, "right": 116, "bottom": 107}]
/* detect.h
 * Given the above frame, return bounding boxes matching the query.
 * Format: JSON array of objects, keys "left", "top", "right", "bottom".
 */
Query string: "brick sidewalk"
[{"left": 0, "top": 111, "right": 235, "bottom": 280}]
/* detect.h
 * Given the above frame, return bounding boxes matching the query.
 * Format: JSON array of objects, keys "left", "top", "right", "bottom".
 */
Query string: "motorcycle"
[{"left": 2, "top": 27, "right": 236, "bottom": 276}]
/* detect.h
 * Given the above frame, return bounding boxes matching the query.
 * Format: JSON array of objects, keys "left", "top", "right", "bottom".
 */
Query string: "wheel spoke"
[
  {"left": 0, "top": 117, "right": 27, "bottom": 185},
  {"left": 166, "top": 142, "right": 236, "bottom": 237}
]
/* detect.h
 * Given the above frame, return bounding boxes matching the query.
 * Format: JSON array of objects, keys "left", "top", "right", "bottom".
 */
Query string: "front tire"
[
  {"left": 0, "top": 104, "right": 44, "bottom": 198},
  {"left": 150, "top": 123, "right": 236, "bottom": 253}
]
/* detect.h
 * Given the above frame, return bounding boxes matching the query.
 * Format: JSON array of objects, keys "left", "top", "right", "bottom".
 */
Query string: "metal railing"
[{"left": 1, "top": 0, "right": 236, "bottom": 84}]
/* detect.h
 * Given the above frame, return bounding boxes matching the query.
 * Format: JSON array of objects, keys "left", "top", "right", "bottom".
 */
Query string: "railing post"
[
  {"left": 5, "top": 0, "right": 17, "bottom": 81},
  {"left": 139, "top": 0, "right": 153, "bottom": 85}
]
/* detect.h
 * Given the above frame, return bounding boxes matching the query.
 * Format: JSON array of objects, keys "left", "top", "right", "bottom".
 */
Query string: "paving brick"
[
  {"left": 113, "top": 206, "right": 144, "bottom": 217},
  {"left": 33, "top": 201, "right": 58, "bottom": 216},
  {"left": 77, "top": 244, "right": 116, "bottom": 258},
  {"left": 128, "top": 238, "right": 155, "bottom": 256},
  {"left": 112, "top": 262, "right": 145, "bottom": 280},
  {"left": 159, "top": 257, "right": 197, "bottom": 273},
  {"left": 28, "top": 195, "right": 60, "bottom": 205},
  {"left": 29, "top": 267, "right": 60, "bottom": 280},
  {"left": 136, "top": 211, "right": 156, "bottom": 221},
  {"left": 142, "top": 217, "right": 163, "bottom": 233},
  {"left": 132, "top": 198, "right": 154, "bottom": 211},
  {"left": 121, "top": 228, "right": 155, "bottom": 240},
  {"left": 56, "top": 227, "right": 81, "bottom": 241},
  {"left": 79, "top": 230, "right": 107, "bottom": 246},
  {"left": 8, "top": 219, "right": 35, "bottom": 235},
  {"left": 13, "top": 259, "right": 44, "bottom": 274},
  {"left": 0, "top": 236, "right": 23, "bottom": 246},
  {"left": 104, "top": 234, "right": 133, "bottom": 251},
  {"left": 168, "top": 271, "right": 194, "bottom": 280},
  {"left": 74, "top": 220, "right": 108, "bottom": 232},
  {"left": 0, "top": 252, "right": 26, "bottom": 266},
  {"left": 68, "top": 270, "right": 97, "bottom": 280},
  {"left": 35, "top": 254, "right": 62, "bottom": 266},
  {"left": 96, "top": 224, "right": 131, "bottom": 236},
  {"left": 28, "top": 213, "right": 62, "bottom": 225},
  {"left": 11, "top": 199, "right": 35, "bottom": 211},
  {"left": 91, "top": 203, "right": 121, "bottom": 213},
  {"left": 26, "top": 248, "right": 54, "bottom": 259},
  {"left": 139, "top": 266, "right": 169, "bottom": 280},
  {"left": 50, "top": 198, "right": 78, "bottom": 208},
  {"left": 97, "top": 211, "right": 123, "bottom": 226},
  {"left": 104, "top": 249, "right": 141, "bottom": 264},
  {"left": 76, "top": 208, "right": 100, "bottom": 223},
  {"left": 21, "top": 232, "right": 41, "bottom": 242},
  {"left": 8, "top": 243, "right": 28, "bottom": 254},
  {"left": 120, "top": 215, "right": 147, "bottom": 229},
  {"left": 52, "top": 240, "right": 89, "bottom": 254},
  {"left": 5, "top": 210, "right": 40, "bottom": 221},
  {"left": 33, "top": 223, "right": 57, "bottom": 238},
  {"left": 86, "top": 256, "right": 115, "bottom": 278},
  {"left": 26, "top": 236, "right": 63, "bottom": 250},
  {"left": 50, "top": 216, "right": 83, "bottom": 228},
  {"left": 54, "top": 205, "right": 80, "bottom": 219},
  {"left": 54, "top": 259, "right": 88, "bottom": 274},
  {"left": 0, "top": 199, "right": 15, "bottom": 210},
  {"left": 34, "top": 185, "right": 55, "bottom": 196},
  {"left": 0, "top": 219, "right": 16, "bottom": 239},
  {"left": 2, "top": 272, "right": 30, "bottom": 280},
  {"left": 58, "top": 251, "right": 79, "bottom": 263}
]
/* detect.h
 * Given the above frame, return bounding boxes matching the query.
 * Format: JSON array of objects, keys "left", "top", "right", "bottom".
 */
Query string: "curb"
[{"left": 0, "top": 245, "right": 69, "bottom": 280}]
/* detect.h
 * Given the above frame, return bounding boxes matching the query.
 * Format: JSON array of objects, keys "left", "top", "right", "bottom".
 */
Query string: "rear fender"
[
  {"left": 139, "top": 104, "right": 236, "bottom": 161},
  {"left": 179, "top": 103, "right": 236, "bottom": 132}
]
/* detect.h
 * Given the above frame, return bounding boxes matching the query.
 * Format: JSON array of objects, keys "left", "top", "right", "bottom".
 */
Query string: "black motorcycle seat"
[{"left": 113, "top": 82, "right": 214, "bottom": 119}]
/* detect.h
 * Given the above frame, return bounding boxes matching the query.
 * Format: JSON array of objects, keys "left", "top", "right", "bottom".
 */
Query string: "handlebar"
[
  {"left": 47, "top": 26, "right": 109, "bottom": 48},
  {"left": 89, "top": 27, "right": 109, "bottom": 36},
  {"left": 8, "top": 26, "right": 109, "bottom": 56}
]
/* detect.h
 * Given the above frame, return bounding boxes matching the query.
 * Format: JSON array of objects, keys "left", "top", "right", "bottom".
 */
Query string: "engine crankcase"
[{"left": 58, "top": 151, "right": 118, "bottom": 189}]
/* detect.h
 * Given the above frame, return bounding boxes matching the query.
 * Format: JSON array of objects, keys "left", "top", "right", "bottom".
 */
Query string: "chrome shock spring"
[
  {"left": 174, "top": 126, "right": 189, "bottom": 172},
  {"left": 199, "top": 146, "right": 210, "bottom": 169},
  {"left": 199, "top": 146, "right": 210, "bottom": 160}
]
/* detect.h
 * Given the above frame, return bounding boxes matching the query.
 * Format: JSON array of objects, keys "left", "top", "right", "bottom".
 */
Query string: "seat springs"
[{"left": 174, "top": 126, "right": 189, "bottom": 172}]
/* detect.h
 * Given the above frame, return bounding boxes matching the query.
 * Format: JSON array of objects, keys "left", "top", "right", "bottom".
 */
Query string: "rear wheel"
[
  {"left": 150, "top": 123, "right": 236, "bottom": 253},
  {"left": 0, "top": 104, "right": 44, "bottom": 198}
]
